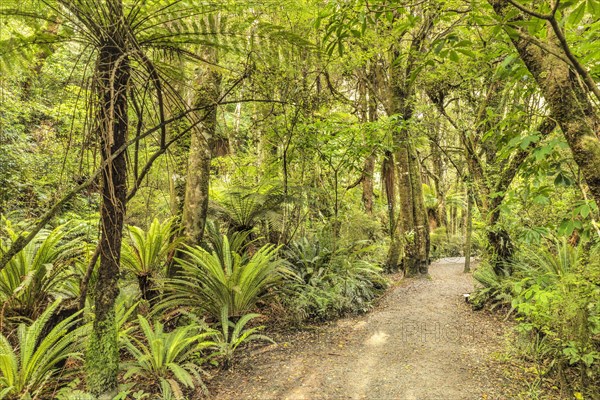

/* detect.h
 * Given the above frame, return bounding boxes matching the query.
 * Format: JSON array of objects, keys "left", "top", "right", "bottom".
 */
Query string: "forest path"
[{"left": 209, "top": 259, "right": 521, "bottom": 400}]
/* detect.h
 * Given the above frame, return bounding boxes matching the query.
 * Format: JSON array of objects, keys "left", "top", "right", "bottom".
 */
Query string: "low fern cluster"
[{"left": 282, "top": 238, "right": 388, "bottom": 322}]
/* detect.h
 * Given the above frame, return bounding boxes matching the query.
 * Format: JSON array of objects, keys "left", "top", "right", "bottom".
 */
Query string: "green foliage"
[
  {"left": 338, "top": 209, "right": 384, "bottom": 244},
  {"left": 473, "top": 239, "right": 600, "bottom": 395},
  {"left": 161, "top": 234, "right": 288, "bottom": 321},
  {"left": 121, "top": 218, "right": 182, "bottom": 301},
  {"left": 213, "top": 307, "right": 273, "bottom": 368},
  {"left": 0, "top": 220, "right": 82, "bottom": 319},
  {"left": 210, "top": 182, "right": 285, "bottom": 234},
  {"left": 282, "top": 238, "right": 388, "bottom": 322},
  {"left": 429, "top": 228, "right": 462, "bottom": 259},
  {"left": 469, "top": 262, "right": 514, "bottom": 310},
  {"left": 123, "top": 315, "right": 215, "bottom": 399},
  {"left": 121, "top": 218, "right": 181, "bottom": 278},
  {"left": 0, "top": 300, "right": 86, "bottom": 399}
]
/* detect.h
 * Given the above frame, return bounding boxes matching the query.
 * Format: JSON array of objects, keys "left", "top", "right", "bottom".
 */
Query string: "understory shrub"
[
  {"left": 471, "top": 239, "right": 600, "bottom": 396},
  {"left": 282, "top": 238, "right": 388, "bottom": 322},
  {"left": 429, "top": 227, "right": 485, "bottom": 260},
  {"left": 0, "top": 220, "right": 83, "bottom": 320},
  {"left": 160, "top": 232, "right": 289, "bottom": 321},
  {"left": 430, "top": 228, "right": 463, "bottom": 259},
  {"left": 122, "top": 315, "right": 216, "bottom": 399},
  {"left": 121, "top": 218, "right": 181, "bottom": 302},
  {"left": 0, "top": 300, "right": 87, "bottom": 399}
]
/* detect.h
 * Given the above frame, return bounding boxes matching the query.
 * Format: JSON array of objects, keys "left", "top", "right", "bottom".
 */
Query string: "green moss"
[{"left": 86, "top": 309, "right": 119, "bottom": 399}]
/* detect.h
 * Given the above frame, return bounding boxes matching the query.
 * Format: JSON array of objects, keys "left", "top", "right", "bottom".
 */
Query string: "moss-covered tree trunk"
[
  {"left": 388, "top": 46, "right": 430, "bottom": 276},
  {"left": 86, "top": 1, "right": 129, "bottom": 396},
  {"left": 394, "top": 123, "right": 430, "bottom": 276},
  {"left": 464, "top": 183, "right": 473, "bottom": 273},
  {"left": 430, "top": 127, "right": 448, "bottom": 230},
  {"left": 183, "top": 47, "right": 221, "bottom": 246},
  {"left": 488, "top": 0, "right": 600, "bottom": 207}
]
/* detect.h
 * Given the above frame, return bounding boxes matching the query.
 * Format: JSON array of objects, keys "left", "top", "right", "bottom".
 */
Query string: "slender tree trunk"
[
  {"left": 430, "top": 128, "right": 448, "bottom": 229},
  {"left": 358, "top": 70, "right": 376, "bottom": 215},
  {"left": 183, "top": 47, "right": 221, "bottom": 246},
  {"left": 362, "top": 155, "right": 375, "bottom": 214},
  {"left": 464, "top": 184, "right": 473, "bottom": 273},
  {"left": 86, "top": 3, "right": 129, "bottom": 396},
  {"left": 383, "top": 151, "right": 401, "bottom": 271}
]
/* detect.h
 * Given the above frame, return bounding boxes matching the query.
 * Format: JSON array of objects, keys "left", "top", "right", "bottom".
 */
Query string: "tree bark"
[
  {"left": 488, "top": 0, "right": 600, "bottom": 206},
  {"left": 388, "top": 46, "right": 430, "bottom": 275},
  {"left": 86, "top": 2, "right": 129, "bottom": 396},
  {"left": 430, "top": 127, "right": 448, "bottom": 230},
  {"left": 464, "top": 183, "right": 473, "bottom": 273},
  {"left": 362, "top": 154, "right": 375, "bottom": 214},
  {"left": 183, "top": 47, "right": 221, "bottom": 246}
]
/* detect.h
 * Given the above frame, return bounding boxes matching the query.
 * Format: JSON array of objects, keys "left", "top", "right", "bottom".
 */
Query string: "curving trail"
[{"left": 209, "top": 259, "right": 524, "bottom": 400}]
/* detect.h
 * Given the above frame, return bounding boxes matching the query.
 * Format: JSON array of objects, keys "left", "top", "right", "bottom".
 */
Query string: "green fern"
[
  {"left": 121, "top": 218, "right": 182, "bottom": 301},
  {"left": 0, "top": 220, "right": 83, "bottom": 319},
  {"left": 214, "top": 306, "right": 274, "bottom": 368},
  {"left": 0, "top": 300, "right": 87, "bottom": 399},
  {"left": 161, "top": 235, "right": 289, "bottom": 320},
  {"left": 515, "top": 238, "right": 579, "bottom": 282},
  {"left": 470, "top": 263, "right": 513, "bottom": 309},
  {"left": 123, "top": 315, "right": 216, "bottom": 399},
  {"left": 210, "top": 183, "right": 286, "bottom": 233}
]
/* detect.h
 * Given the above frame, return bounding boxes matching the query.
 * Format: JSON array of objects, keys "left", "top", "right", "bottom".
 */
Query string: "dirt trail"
[{"left": 209, "top": 259, "right": 521, "bottom": 400}]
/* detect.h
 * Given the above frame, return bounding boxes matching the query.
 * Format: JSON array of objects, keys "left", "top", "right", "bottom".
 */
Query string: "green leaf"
[
  {"left": 587, "top": 0, "right": 600, "bottom": 17},
  {"left": 448, "top": 50, "right": 459, "bottom": 62},
  {"left": 554, "top": 171, "right": 572, "bottom": 187},
  {"left": 568, "top": 1, "right": 586, "bottom": 24}
]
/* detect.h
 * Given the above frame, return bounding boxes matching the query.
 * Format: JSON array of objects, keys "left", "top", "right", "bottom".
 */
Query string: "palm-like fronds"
[
  {"left": 213, "top": 306, "right": 273, "bottom": 368},
  {"left": 202, "top": 221, "right": 252, "bottom": 264},
  {"left": 121, "top": 218, "right": 181, "bottom": 277},
  {"left": 470, "top": 263, "right": 513, "bottom": 309},
  {"left": 121, "top": 218, "right": 182, "bottom": 301},
  {"left": 284, "top": 237, "right": 333, "bottom": 285},
  {"left": 0, "top": 300, "right": 86, "bottom": 399},
  {"left": 161, "top": 236, "right": 288, "bottom": 320},
  {"left": 0, "top": 222, "right": 82, "bottom": 319},
  {"left": 210, "top": 184, "right": 286, "bottom": 233},
  {"left": 515, "top": 238, "right": 579, "bottom": 282},
  {"left": 123, "top": 315, "right": 216, "bottom": 399}
]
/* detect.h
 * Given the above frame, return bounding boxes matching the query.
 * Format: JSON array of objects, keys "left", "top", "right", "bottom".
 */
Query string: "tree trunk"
[
  {"left": 362, "top": 154, "right": 375, "bottom": 214},
  {"left": 383, "top": 151, "right": 401, "bottom": 271},
  {"left": 430, "top": 128, "right": 448, "bottom": 229},
  {"left": 183, "top": 47, "right": 221, "bottom": 246},
  {"left": 359, "top": 70, "right": 376, "bottom": 215},
  {"left": 464, "top": 184, "right": 473, "bottom": 273},
  {"left": 86, "top": 4, "right": 129, "bottom": 396},
  {"left": 488, "top": 0, "right": 600, "bottom": 206},
  {"left": 388, "top": 48, "right": 430, "bottom": 276}
]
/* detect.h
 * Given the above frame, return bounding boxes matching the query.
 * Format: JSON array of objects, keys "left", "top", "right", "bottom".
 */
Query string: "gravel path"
[{"left": 209, "top": 258, "right": 523, "bottom": 400}]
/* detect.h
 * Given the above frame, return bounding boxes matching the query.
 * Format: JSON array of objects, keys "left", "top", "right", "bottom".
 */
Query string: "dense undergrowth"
[
  {"left": 0, "top": 213, "right": 388, "bottom": 399},
  {"left": 471, "top": 240, "right": 600, "bottom": 398}
]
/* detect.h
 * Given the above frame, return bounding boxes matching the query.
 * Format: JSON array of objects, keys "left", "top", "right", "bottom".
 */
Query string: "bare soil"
[{"left": 207, "top": 258, "right": 549, "bottom": 400}]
